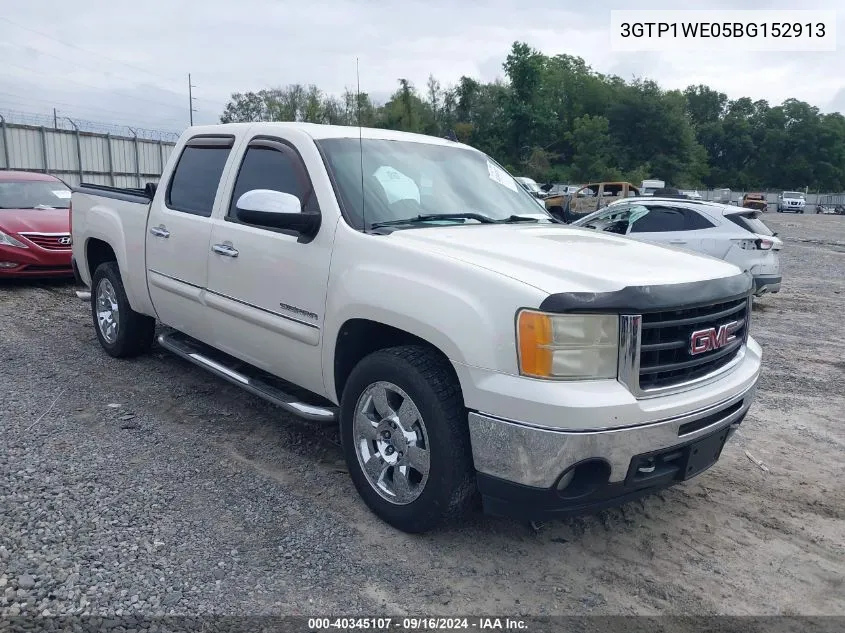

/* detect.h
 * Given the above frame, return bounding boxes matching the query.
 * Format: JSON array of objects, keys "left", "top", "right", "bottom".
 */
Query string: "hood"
[
  {"left": 0, "top": 208, "right": 70, "bottom": 234},
  {"left": 388, "top": 223, "right": 743, "bottom": 295}
]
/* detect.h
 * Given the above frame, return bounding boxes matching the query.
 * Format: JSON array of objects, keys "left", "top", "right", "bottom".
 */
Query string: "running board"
[{"left": 156, "top": 331, "right": 338, "bottom": 424}]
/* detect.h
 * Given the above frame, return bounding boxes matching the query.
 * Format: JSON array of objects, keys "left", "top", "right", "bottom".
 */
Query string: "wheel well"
[
  {"left": 333, "top": 319, "right": 455, "bottom": 401},
  {"left": 86, "top": 239, "right": 117, "bottom": 278}
]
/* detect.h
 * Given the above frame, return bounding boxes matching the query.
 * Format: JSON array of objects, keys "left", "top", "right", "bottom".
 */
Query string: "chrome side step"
[{"left": 156, "top": 331, "right": 338, "bottom": 424}]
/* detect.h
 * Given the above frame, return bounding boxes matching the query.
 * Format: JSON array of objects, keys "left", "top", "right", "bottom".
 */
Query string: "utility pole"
[
  {"left": 188, "top": 73, "right": 198, "bottom": 126},
  {"left": 53, "top": 108, "right": 57, "bottom": 129}
]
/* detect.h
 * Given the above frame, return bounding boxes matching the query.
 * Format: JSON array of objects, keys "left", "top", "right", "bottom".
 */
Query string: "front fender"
[{"left": 321, "top": 240, "right": 545, "bottom": 403}]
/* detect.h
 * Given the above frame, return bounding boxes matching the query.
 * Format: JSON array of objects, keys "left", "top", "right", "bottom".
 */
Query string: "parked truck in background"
[{"left": 71, "top": 122, "right": 762, "bottom": 533}]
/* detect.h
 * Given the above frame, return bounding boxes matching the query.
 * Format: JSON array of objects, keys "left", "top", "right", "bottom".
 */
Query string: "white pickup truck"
[{"left": 71, "top": 123, "right": 762, "bottom": 533}]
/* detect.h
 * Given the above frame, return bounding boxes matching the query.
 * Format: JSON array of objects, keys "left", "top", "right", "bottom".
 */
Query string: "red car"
[{"left": 0, "top": 170, "right": 74, "bottom": 278}]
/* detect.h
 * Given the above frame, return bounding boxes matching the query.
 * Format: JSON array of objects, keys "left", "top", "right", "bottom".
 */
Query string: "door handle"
[
  {"left": 669, "top": 239, "right": 687, "bottom": 244},
  {"left": 149, "top": 225, "right": 170, "bottom": 238},
  {"left": 211, "top": 243, "right": 239, "bottom": 258}
]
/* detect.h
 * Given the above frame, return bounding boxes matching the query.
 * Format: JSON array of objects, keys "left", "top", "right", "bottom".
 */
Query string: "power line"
[
  {"left": 3, "top": 62, "right": 190, "bottom": 113},
  {"left": 0, "top": 17, "right": 227, "bottom": 111},
  {"left": 0, "top": 16, "right": 183, "bottom": 85}
]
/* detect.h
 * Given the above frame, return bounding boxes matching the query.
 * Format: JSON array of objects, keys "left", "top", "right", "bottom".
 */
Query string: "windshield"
[
  {"left": 0, "top": 180, "right": 71, "bottom": 209},
  {"left": 728, "top": 212, "right": 775, "bottom": 236},
  {"left": 517, "top": 178, "right": 542, "bottom": 193},
  {"left": 783, "top": 191, "right": 804, "bottom": 199},
  {"left": 316, "top": 138, "right": 551, "bottom": 229}
]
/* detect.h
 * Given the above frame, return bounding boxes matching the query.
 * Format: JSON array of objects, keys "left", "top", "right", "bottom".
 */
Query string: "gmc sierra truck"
[{"left": 71, "top": 123, "right": 762, "bottom": 533}]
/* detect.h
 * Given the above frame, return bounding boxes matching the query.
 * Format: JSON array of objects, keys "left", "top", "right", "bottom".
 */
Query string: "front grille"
[
  {"left": 19, "top": 233, "right": 71, "bottom": 250},
  {"left": 637, "top": 297, "right": 749, "bottom": 391}
]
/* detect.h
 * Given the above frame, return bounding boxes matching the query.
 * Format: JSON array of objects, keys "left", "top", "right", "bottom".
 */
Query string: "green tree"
[{"left": 220, "top": 40, "right": 845, "bottom": 191}]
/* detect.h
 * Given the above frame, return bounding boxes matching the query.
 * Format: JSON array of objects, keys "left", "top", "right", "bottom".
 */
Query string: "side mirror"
[
  {"left": 235, "top": 189, "right": 320, "bottom": 236},
  {"left": 540, "top": 183, "right": 553, "bottom": 192}
]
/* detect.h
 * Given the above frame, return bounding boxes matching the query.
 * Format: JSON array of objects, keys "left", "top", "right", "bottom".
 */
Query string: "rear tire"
[
  {"left": 340, "top": 345, "right": 476, "bottom": 533},
  {"left": 91, "top": 261, "right": 155, "bottom": 358}
]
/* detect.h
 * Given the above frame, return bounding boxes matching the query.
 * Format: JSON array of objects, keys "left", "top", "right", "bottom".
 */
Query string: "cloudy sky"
[{"left": 1, "top": 0, "right": 842, "bottom": 134}]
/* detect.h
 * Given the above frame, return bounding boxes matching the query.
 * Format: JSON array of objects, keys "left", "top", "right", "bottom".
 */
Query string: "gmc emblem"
[{"left": 690, "top": 321, "right": 740, "bottom": 356}]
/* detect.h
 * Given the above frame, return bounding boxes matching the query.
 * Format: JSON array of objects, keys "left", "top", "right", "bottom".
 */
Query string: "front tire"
[
  {"left": 91, "top": 261, "right": 155, "bottom": 358},
  {"left": 340, "top": 345, "right": 476, "bottom": 533}
]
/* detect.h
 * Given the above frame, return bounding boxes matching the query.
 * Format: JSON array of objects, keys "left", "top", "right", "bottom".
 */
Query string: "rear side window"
[
  {"left": 727, "top": 213, "right": 774, "bottom": 236},
  {"left": 630, "top": 206, "right": 714, "bottom": 232},
  {"left": 630, "top": 207, "right": 686, "bottom": 232},
  {"left": 166, "top": 142, "right": 232, "bottom": 217},
  {"left": 228, "top": 144, "right": 318, "bottom": 219},
  {"left": 682, "top": 209, "right": 716, "bottom": 230}
]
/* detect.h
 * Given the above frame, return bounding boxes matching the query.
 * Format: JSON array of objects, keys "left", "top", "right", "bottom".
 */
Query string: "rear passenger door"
[{"left": 146, "top": 135, "right": 236, "bottom": 343}]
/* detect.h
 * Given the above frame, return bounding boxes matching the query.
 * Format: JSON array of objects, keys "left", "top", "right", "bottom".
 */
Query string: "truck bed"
[{"left": 71, "top": 183, "right": 156, "bottom": 318}]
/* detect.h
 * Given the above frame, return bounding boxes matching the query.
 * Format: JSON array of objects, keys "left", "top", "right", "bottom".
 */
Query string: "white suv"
[
  {"left": 777, "top": 191, "right": 806, "bottom": 213},
  {"left": 573, "top": 198, "right": 782, "bottom": 295}
]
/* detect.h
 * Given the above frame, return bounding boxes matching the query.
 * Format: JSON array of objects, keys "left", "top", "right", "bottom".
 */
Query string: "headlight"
[
  {"left": 517, "top": 310, "right": 619, "bottom": 379},
  {"left": 0, "top": 230, "right": 28, "bottom": 248}
]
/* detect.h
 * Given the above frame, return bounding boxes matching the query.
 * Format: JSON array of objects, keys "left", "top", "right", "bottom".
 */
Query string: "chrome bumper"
[{"left": 467, "top": 381, "right": 757, "bottom": 489}]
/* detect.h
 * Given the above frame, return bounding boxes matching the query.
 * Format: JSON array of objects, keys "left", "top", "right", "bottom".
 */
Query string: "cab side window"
[
  {"left": 228, "top": 142, "right": 319, "bottom": 222},
  {"left": 166, "top": 140, "right": 233, "bottom": 217}
]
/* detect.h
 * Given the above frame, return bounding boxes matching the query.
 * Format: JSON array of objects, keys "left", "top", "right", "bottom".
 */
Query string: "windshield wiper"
[
  {"left": 370, "top": 213, "right": 543, "bottom": 230},
  {"left": 370, "top": 212, "right": 499, "bottom": 229}
]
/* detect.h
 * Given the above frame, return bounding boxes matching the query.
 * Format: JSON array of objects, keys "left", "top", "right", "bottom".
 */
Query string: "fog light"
[
  {"left": 0, "top": 262, "right": 20, "bottom": 269},
  {"left": 556, "top": 459, "right": 611, "bottom": 499}
]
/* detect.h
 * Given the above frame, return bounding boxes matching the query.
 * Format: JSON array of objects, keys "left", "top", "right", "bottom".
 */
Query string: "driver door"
[{"left": 204, "top": 135, "right": 333, "bottom": 393}]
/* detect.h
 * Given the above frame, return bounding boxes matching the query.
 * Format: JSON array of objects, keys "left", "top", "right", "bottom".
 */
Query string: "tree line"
[{"left": 220, "top": 42, "right": 845, "bottom": 192}]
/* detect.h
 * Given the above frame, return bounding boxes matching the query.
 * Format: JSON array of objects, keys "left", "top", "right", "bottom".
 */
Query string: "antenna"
[{"left": 356, "top": 58, "right": 366, "bottom": 231}]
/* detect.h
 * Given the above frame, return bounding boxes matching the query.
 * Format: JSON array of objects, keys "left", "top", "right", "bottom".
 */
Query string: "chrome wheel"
[
  {"left": 96, "top": 278, "right": 120, "bottom": 344},
  {"left": 354, "top": 381, "right": 431, "bottom": 505}
]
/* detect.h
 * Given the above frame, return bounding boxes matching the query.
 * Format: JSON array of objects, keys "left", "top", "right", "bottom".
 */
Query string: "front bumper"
[
  {"left": 468, "top": 376, "right": 759, "bottom": 520},
  {"left": 0, "top": 244, "right": 73, "bottom": 278},
  {"left": 753, "top": 274, "right": 781, "bottom": 295}
]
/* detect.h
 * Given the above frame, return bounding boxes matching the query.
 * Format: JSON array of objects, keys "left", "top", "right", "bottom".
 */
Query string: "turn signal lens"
[{"left": 517, "top": 311, "right": 554, "bottom": 377}]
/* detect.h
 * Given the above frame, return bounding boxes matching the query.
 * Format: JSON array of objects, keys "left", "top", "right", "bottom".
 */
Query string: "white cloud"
[{"left": 0, "top": 0, "right": 842, "bottom": 134}]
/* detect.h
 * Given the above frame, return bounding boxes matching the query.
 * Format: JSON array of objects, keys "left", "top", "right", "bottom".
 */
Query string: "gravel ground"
[{"left": 1, "top": 212, "right": 843, "bottom": 619}]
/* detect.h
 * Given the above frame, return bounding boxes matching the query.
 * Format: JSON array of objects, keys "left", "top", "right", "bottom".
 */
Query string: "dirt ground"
[{"left": 1, "top": 212, "right": 843, "bottom": 618}]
